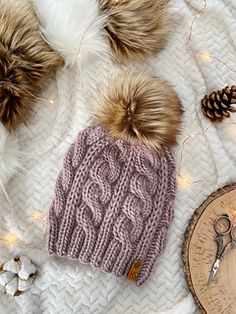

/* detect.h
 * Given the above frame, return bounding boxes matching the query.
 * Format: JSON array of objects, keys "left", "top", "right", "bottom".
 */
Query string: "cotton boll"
[
  {"left": 3, "top": 257, "right": 21, "bottom": 274},
  {"left": 4, "top": 277, "right": 18, "bottom": 296},
  {"left": 18, "top": 276, "right": 35, "bottom": 292},
  {"left": 0, "top": 256, "right": 36, "bottom": 296},
  {"left": 34, "top": 0, "right": 108, "bottom": 67},
  {"left": 18, "top": 256, "right": 36, "bottom": 280},
  {"left": 0, "top": 271, "right": 15, "bottom": 286}
]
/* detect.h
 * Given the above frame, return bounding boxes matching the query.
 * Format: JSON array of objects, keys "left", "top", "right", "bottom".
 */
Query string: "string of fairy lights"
[
  {"left": 1, "top": 0, "right": 236, "bottom": 247},
  {"left": 177, "top": 0, "right": 236, "bottom": 188},
  {"left": 0, "top": 211, "right": 47, "bottom": 248}
]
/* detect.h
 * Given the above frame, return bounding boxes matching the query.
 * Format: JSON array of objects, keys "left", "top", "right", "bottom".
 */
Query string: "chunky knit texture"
[{"left": 48, "top": 125, "right": 176, "bottom": 286}]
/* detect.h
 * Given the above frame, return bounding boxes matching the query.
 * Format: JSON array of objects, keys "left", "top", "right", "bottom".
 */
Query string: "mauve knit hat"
[{"left": 48, "top": 72, "right": 183, "bottom": 286}]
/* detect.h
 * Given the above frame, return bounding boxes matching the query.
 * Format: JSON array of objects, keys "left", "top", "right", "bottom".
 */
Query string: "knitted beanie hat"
[{"left": 48, "top": 72, "right": 182, "bottom": 286}]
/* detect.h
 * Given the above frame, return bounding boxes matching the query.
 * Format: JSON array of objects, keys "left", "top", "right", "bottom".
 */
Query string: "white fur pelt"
[
  {"left": 34, "top": 0, "right": 108, "bottom": 67},
  {"left": 0, "top": 124, "right": 22, "bottom": 196}
]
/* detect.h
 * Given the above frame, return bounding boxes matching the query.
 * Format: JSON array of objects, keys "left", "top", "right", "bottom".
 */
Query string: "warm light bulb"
[
  {"left": 49, "top": 99, "right": 54, "bottom": 104},
  {"left": 177, "top": 174, "right": 191, "bottom": 188},
  {"left": 191, "top": 134, "right": 195, "bottom": 138},
  {"left": 31, "top": 211, "right": 43, "bottom": 221},
  {"left": 3, "top": 233, "right": 18, "bottom": 245},
  {"left": 202, "top": 52, "right": 212, "bottom": 62}
]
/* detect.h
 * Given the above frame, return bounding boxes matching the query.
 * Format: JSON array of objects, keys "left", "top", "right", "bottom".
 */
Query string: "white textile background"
[{"left": 1, "top": 0, "right": 236, "bottom": 313}]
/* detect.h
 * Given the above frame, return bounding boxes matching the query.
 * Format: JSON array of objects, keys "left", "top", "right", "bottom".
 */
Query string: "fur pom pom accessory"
[
  {"left": 0, "top": 0, "right": 63, "bottom": 133},
  {"left": 35, "top": 0, "right": 108, "bottom": 67},
  {"left": 0, "top": 123, "right": 22, "bottom": 197},
  {"left": 99, "top": 0, "right": 170, "bottom": 62},
  {"left": 93, "top": 71, "right": 183, "bottom": 151}
]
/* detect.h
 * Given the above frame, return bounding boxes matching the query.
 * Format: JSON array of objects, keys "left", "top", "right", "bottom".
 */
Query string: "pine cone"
[{"left": 201, "top": 86, "right": 236, "bottom": 122}]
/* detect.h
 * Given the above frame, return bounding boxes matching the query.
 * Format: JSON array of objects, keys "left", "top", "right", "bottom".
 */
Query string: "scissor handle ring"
[
  {"left": 214, "top": 215, "right": 231, "bottom": 235},
  {"left": 230, "top": 225, "right": 236, "bottom": 241}
]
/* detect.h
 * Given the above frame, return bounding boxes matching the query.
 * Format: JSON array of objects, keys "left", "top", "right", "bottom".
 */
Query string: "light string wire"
[
  {"left": 177, "top": 0, "right": 236, "bottom": 188},
  {"left": 187, "top": 0, "right": 236, "bottom": 73}
]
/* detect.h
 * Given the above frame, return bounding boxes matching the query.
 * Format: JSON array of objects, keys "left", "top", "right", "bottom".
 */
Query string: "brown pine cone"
[{"left": 201, "top": 85, "right": 236, "bottom": 122}]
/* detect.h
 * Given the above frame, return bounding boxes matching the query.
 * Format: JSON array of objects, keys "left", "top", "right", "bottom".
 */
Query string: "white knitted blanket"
[{"left": 1, "top": 0, "right": 236, "bottom": 313}]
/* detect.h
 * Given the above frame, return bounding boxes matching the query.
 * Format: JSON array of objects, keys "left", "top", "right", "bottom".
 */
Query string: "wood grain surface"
[{"left": 183, "top": 184, "right": 236, "bottom": 314}]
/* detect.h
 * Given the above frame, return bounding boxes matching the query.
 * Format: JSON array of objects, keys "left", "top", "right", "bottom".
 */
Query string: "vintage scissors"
[{"left": 208, "top": 213, "right": 236, "bottom": 285}]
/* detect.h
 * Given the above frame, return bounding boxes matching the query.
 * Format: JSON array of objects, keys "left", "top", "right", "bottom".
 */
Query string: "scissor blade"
[
  {"left": 208, "top": 269, "right": 216, "bottom": 286},
  {"left": 208, "top": 259, "right": 220, "bottom": 286}
]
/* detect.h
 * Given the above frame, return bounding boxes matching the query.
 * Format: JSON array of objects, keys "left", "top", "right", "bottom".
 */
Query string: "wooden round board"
[{"left": 183, "top": 184, "right": 236, "bottom": 314}]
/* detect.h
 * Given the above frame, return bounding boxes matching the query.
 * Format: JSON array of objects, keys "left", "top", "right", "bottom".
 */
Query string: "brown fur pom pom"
[
  {"left": 0, "top": 0, "right": 63, "bottom": 132},
  {"left": 99, "top": 0, "right": 170, "bottom": 62},
  {"left": 93, "top": 72, "right": 183, "bottom": 151}
]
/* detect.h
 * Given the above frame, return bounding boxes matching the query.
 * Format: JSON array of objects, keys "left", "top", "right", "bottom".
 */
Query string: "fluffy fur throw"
[
  {"left": 99, "top": 0, "right": 170, "bottom": 62},
  {"left": 34, "top": 0, "right": 108, "bottom": 67},
  {"left": 93, "top": 71, "right": 183, "bottom": 151},
  {"left": 0, "top": 0, "right": 63, "bottom": 132},
  {"left": 35, "top": 0, "right": 170, "bottom": 65}
]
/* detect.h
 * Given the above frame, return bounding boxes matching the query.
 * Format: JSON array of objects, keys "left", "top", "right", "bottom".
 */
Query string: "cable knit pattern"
[{"left": 48, "top": 125, "right": 176, "bottom": 285}]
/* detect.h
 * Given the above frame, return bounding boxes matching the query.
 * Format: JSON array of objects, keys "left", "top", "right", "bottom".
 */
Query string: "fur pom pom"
[
  {"left": 35, "top": 0, "right": 108, "bottom": 66},
  {"left": 93, "top": 72, "right": 183, "bottom": 150},
  {"left": 0, "top": 124, "right": 22, "bottom": 191},
  {"left": 0, "top": 0, "right": 63, "bottom": 132},
  {"left": 99, "top": 0, "right": 170, "bottom": 62}
]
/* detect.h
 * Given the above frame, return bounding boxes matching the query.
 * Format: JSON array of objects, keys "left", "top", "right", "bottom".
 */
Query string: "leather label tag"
[{"left": 128, "top": 258, "right": 143, "bottom": 281}]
